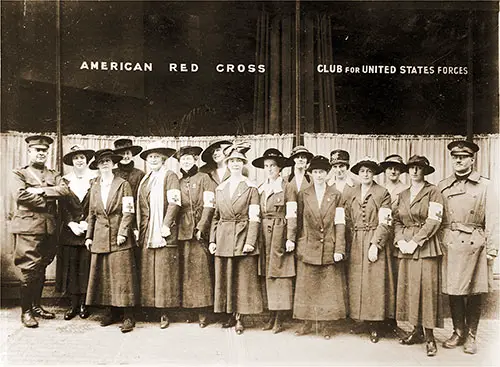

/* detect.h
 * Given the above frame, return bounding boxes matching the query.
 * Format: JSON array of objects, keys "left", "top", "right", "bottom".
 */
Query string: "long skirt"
[
  {"left": 396, "top": 257, "right": 443, "bottom": 329},
  {"left": 261, "top": 277, "right": 293, "bottom": 310},
  {"left": 180, "top": 240, "right": 214, "bottom": 308},
  {"left": 86, "top": 249, "right": 138, "bottom": 307},
  {"left": 56, "top": 245, "right": 90, "bottom": 295},
  {"left": 214, "top": 255, "right": 263, "bottom": 315},
  {"left": 139, "top": 246, "right": 180, "bottom": 308},
  {"left": 293, "top": 260, "right": 347, "bottom": 321}
]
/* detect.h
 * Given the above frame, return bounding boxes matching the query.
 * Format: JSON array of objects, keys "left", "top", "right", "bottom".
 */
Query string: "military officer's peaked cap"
[
  {"left": 447, "top": 140, "right": 479, "bottom": 156},
  {"left": 308, "top": 155, "right": 331, "bottom": 172},
  {"left": 25, "top": 135, "right": 53, "bottom": 148},
  {"left": 175, "top": 146, "right": 203, "bottom": 160}
]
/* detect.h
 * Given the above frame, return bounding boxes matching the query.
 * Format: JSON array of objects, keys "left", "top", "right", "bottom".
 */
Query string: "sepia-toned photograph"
[{"left": 1, "top": 0, "right": 498, "bottom": 365}]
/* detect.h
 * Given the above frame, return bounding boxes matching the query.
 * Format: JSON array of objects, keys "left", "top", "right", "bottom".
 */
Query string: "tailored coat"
[
  {"left": 286, "top": 171, "right": 312, "bottom": 197},
  {"left": 257, "top": 178, "right": 296, "bottom": 278},
  {"left": 344, "top": 182, "right": 395, "bottom": 321},
  {"left": 438, "top": 171, "right": 499, "bottom": 295},
  {"left": 85, "top": 176, "right": 135, "bottom": 253},
  {"left": 113, "top": 162, "right": 145, "bottom": 198}
]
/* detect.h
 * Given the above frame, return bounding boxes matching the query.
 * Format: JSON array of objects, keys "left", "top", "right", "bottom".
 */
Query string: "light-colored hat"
[
  {"left": 139, "top": 141, "right": 176, "bottom": 160},
  {"left": 223, "top": 142, "right": 251, "bottom": 164}
]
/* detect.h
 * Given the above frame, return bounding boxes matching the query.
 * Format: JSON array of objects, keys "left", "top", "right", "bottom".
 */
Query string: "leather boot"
[
  {"left": 262, "top": 311, "right": 275, "bottom": 331},
  {"left": 100, "top": 307, "right": 118, "bottom": 327},
  {"left": 235, "top": 313, "right": 244, "bottom": 335},
  {"left": 442, "top": 295, "right": 466, "bottom": 349},
  {"left": 221, "top": 314, "right": 236, "bottom": 328},
  {"left": 425, "top": 328, "right": 437, "bottom": 357},
  {"left": 295, "top": 320, "right": 312, "bottom": 336},
  {"left": 31, "top": 276, "right": 55, "bottom": 319},
  {"left": 464, "top": 295, "right": 481, "bottom": 354},
  {"left": 65, "top": 294, "right": 80, "bottom": 320},
  {"left": 322, "top": 321, "right": 332, "bottom": 340},
  {"left": 20, "top": 283, "right": 38, "bottom": 328},
  {"left": 272, "top": 311, "right": 284, "bottom": 334},
  {"left": 400, "top": 325, "right": 425, "bottom": 345},
  {"left": 120, "top": 308, "right": 135, "bottom": 333},
  {"left": 198, "top": 312, "right": 208, "bottom": 328}
]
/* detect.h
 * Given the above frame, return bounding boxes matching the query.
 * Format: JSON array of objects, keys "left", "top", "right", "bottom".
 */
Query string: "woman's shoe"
[
  {"left": 426, "top": 340, "right": 437, "bottom": 357},
  {"left": 100, "top": 310, "right": 116, "bottom": 327},
  {"left": 79, "top": 304, "right": 90, "bottom": 319},
  {"left": 120, "top": 317, "right": 135, "bottom": 333},
  {"left": 400, "top": 327, "right": 425, "bottom": 345},
  {"left": 160, "top": 314, "right": 169, "bottom": 329},
  {"left": 235, "top": 319, "right": 244, "bottom": 335},
  {"left": 222, "top": 315, "right": 236, "bottom": 328},
  {"left": 294, "top": 322, "right": 312, "bottom": 336},
  {"left": 370, "top": 330, "right": 380, "bottom": 343},
  {"left": 64, "top": 308, "right": 79, "bottom": 321},
  {"left": 262, "top": 317, "right": 274, "bottom": 331},
  {"left": 198, "top": 313, "right": 208, "bottom": 328}
]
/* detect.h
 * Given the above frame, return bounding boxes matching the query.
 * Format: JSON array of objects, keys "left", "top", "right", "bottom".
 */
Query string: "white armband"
[
  {"left": 285, "top": 201, "right": 297, "bottom": 219},
  {"left": 378, "top": 207, "right": 392, "bottom": 226},
  {"left": 428, "top": 202, "right": 443, "bottom": 222},
  {"left": 122, "top": 196, "right": 135, "bottom": 214},
  {"left": 203, "top": 191, "right": 215, "bottom": 208},
  {"left": 167, "top": 189, "right": 181, "bottom": 206},
  {"left": 334, "top": 207, "right": 346, "bottom": 225},
  {"left": 248, "top": 204, "right": 260, "bottom": 222}
]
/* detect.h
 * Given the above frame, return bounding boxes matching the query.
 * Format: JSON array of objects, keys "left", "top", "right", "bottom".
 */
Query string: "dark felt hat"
[
  {"left": 447, "top": 140, "right": 479, "bottom": 156},
  {"left": 201, "top": 139, "right": 233, "bottom": 163},
  {"left": 139, "top": 141, "right": 176, "bottom": 160},
  {"left": 63, "top": 145, "right": 95, "bottom": 166},
  {"left": 406, "top": 155, "right": 435, "bottom": 175},
  {"left": 175, "top": 146, "right": 203, "bottom": 160},
  {"left": 289, "top": 145, "right": 314, "bottom": 162},
  {"left": 307, "top": 155, "right": 331, "bottom": 172},
  {"left": 380, "top": 154, "right": 407, "bottom": 173},
  {"left": 351, "top": 157, "right": 382, "bottom": 175},
  {"left": 25, "top": 135, "right": 53, "bottom": 148},
  {"left": 113, "top": 138, "right": 143, "bottom": 156},
  {"left": 252, "top": 148, "right": 292, "bottom": 169},
  {"left": 89, "top": 149, "right": 122, "bottom": 170},
  {"left": 329, "top": 149, "right": 350, "bottom": 167}
]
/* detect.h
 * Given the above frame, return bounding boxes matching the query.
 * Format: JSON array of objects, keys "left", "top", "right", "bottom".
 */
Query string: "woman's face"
[
  {"left": 264, "top": 159, "right": 280, "bottom": 180},
  {"left": 227, "top": 157, "right": 244, "bottom": 173},
  {"left": 385, "top": 166, "right": 402, "bottom": 182},
  {"left": 212, "top": 147, "right": 225, "bottom": 164},
  {"left": 72, "top": 153, "right": 88, "bottom": 169},
  {"left": 358, "top": 166, "right": 375, "bottom": 185},
  {"left": 119, "top": 149, "right": 133, "bottom": 164},
  {"left": 311, "top": 169, "right": 327, "bottom": 184},
  {"left": 408, "top": 165, "right": 425, "bottom": 183},
  {"left": 146, "top": 152, "right": 166, "bottom": 171},
  {"left": 98, "top": 157, "right": 114, "bottom": 173},
  {"left": 180, "top": 154, "right": 196, "bottom": 172},
  {"left": 293, "top": 154, "right": 308, "bottom": 170},
  {"left": 331, "top": 163, "right": 348, "bottom": 180}
]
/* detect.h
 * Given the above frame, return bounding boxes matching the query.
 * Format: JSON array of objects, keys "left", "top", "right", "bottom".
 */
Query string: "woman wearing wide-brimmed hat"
[
  {"left": 286, "top": 145, "right": 314, "bottom": 196},
  {"left": 112, "top": 138, "right": 145, "bottom": 197},
  {"left": 136, "top": 141, "right": 181, "bottom": 329},
  {"left": 56, "top": 145, "right": 96, "bottom": 321},
  {"left": 85, "top": 149, "right": 139, "bottom": 333},
  {"left": 175, "top": 145, "right": 216, "bottom": 328},
  {"left": 209, "top": 142, "right": 263, "bottom": 335},
  {"left": 394, "top": 155, "right": 444, "bottom": 357},
  {"left": 252, "top": 149, "right": 295, "bottom": 334},
  {"left": 293, "top": 155, "right": 348, "bottom": 339},
  {"left": 199, "top": 139, "right": 233, "bottom": 185},
  {"left": 344, "top": 157, "right": 395, "bottom": 343}
]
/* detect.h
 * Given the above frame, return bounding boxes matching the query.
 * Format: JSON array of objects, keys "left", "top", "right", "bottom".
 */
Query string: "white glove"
[
  {"left": 285, "top": 240, "right": 295, "bottom": 252},
  {"left": 68, "top": 222, "right": 84, "bottom": 236},
  {"left": 368, "top": 244, "right": 378, "bottom": 263},
  {"left": 209, "top": 243, "right": 217, "bottom": 254}
]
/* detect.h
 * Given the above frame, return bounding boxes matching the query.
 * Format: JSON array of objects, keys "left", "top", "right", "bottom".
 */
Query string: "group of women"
[{"left": 56, "top": 138, "right": 445, "bottom": 357}]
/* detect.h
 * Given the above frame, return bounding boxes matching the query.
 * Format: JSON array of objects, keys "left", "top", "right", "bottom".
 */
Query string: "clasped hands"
[
  {"left": 397, "top": 239, "right": 419, "bottom": 255},
  {"left": 68, "top": 221, "right": 88, "bottom": 236}
]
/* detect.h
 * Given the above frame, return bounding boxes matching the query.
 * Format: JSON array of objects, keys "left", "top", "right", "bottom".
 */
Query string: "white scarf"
[{"left": 64, "top": 170, "right": 96, "bottom": 202}]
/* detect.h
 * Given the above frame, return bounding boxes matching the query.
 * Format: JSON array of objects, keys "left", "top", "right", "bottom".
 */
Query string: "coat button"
[
  {"left": 320, "top": 228, "right": 324, "bottom": 232},
  {"left": 320, "top": 239, "right": 324, "bottom": 243},
  {"left": 470, "top": 210, "right": 474, "bottom": 214}
]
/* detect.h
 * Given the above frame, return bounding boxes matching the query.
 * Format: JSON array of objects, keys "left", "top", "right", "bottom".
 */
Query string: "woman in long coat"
[
  {"left": 85, "top": 149, "right": 138, "bottom": 333},
  {"left": 286, "top": 145, "right": 313, "bottom": 196},
  {"left": 344, "top": 157, "right": 395, "bottom": 343},
  {"left": 209, "top": 143, "right": 263, "bottom": 335},
  {"left": 252, "top": 149, "right": 295, "bottom": 334},
  {"left": 57, "top": 145, "right": 96, "bottom": 320},
  {"left": 394, "top": 155, "right": 444, "bottom": 357},
  {"left": 293, "top": 155, "right": 347, "bottom": 339},
  {"left": 176, "top": 145, "right": 216, "bottom": 328},
  {"left": 136, "top": 141, "right": 181, "bottom": 329}
]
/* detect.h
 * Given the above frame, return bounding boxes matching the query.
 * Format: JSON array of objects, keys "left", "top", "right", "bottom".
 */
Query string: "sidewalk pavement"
[{"left": 1, "top": 305, "right": 498, "bottom": 366}]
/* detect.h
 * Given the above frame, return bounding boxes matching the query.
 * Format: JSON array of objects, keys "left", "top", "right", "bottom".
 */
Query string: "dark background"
[{"left": 1, "top": 1, "right": 498, "bottom": 136}]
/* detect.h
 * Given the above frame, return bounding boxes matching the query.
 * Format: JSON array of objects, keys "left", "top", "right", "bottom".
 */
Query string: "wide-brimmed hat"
[
  {"left": 252, "top": 148, "right": 292, "bottom": 169},
  {"left": 380, "top": 154, "right": 407, "bottom": 173},
  {"left": 89, "top": 149, "right": 122, "bottom": 170},
  {"left": 63, "top": 145, "right": 95, "bottom": 166},
  {"left": 406, "top": 155, "right": 435, "bottom": 175},
  {"left": 201, "top": 139, "right": 233, "bottom": 163},
  {"left": 113, "top": 138, "right": 143, "bottom": 156},
  {"left": 447, "top": 140, "right": 479, "bottom": 156},
  {"left": 224, "top": 142, "right": 250, "bottom": 164},
  {"left": 289, "top": 145, "right": 314, "bottom": 162},
  {"left": 25, "top": 135, "right": 53, "bottom": 148},
  {"left": 329, "top": 149, "right": 350, "bottom": 167},
  {"left": 175, "top": 145, "right": 203, "bottom": 160},
  {"left": 351, "top": 156, "right": 382, "bottom": 175},
  {"left": 307, "top": 155, "right": 331, "bottom": 172},
  {"left": 140, "top": 141, "right": 176, "bottom": 160}
]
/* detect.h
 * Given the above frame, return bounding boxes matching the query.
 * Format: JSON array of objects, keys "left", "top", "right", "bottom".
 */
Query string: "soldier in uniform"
[
  {"left": 112, "top": 138, "right": 145, "bottom": 198},
  {"left": 11, "top": 135, "right": 70, "bottom": 327},
  {"left": 439, "top": 140, "right": 498, "bottom": 354}
]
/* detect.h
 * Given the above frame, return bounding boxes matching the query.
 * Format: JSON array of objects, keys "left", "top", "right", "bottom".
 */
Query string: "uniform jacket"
[
  {"left": 136, "top": 170, "right": 181, "bottom": 248},
  {"left": 59, "top": 184, "right": 92, "bottom": 247},
  {"left": 11, "top": 164, "right": 70, "bottom": 235},
  {"left": 296, "top": 184, "right": 346, "bottom": 266},
  {"left": 178, "top": 170, "right": 216, "bottom": 241},
  {"left": 210, "top": 178, "right": 260, "bottom": 257},
  {"left": 86, "top": 176, "right": 135, "bottom": 253},
  {"left": 286, "top": 171, "right": 312, "bottom": 197},
  {"left": 113, "top": 162, "right": 145, "bottom": 198},
  {"left": 257, "top": 177, "right": 296, "bottom": 277},
  {"left": 393, "top": 182, "right": 444, "bottom": 259}
]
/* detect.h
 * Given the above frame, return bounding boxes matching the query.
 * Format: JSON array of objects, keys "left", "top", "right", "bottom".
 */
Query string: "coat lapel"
[
  {"left": 410, "top": 182, "right": 430, "bottom": 208},
  {"left": 320, "top": 186, "right": 336, "bottom": 220},
  {"left": 105, "top": 176, "right": 121, "bottom": 213},
  {"left": 304, "top": 186, "right": 322, "bottom": 225}
]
